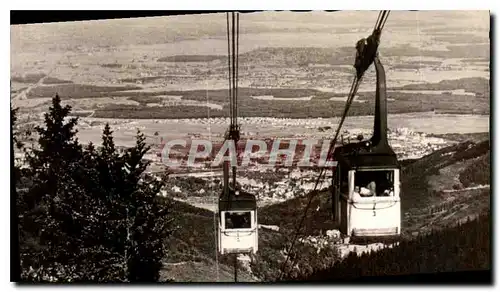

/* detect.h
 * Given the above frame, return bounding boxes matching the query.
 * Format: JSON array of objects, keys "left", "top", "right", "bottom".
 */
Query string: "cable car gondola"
[
  {"left": 332, "top": 53, "right": 401, "bottom": 239},
  {"left": 217, "top": 12, "right": 259, "bottom": 256},
  {"left": 218, "top": 184, "right": 258, "bottom": 255}
]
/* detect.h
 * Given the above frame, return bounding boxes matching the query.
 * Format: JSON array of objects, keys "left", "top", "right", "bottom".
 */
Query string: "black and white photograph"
[{"left": 10, "top": 9, "right": 491, "bottom": 283}]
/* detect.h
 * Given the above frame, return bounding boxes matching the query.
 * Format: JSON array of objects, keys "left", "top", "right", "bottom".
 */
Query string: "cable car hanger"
[
  {"left": 217, "top": 12, "right": 258, "bottom": 271},
  {"left": 278, "top": 10, "right": 391, "bottom": 281},
  {"left": 226, "top": 11, "right": 240, "bottom": 141},
  {"left": 224, "top": 11, "right": 240, "bottom": 195}
]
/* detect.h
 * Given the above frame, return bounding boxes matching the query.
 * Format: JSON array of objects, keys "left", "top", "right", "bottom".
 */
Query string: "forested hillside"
[{"left": 290, "top": 214, "right": 490, "bottom": 282}]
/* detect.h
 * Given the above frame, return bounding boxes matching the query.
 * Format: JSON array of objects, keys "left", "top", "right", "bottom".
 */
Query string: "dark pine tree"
[
  {"left": 123, "top": 130, "right": 173, "bottom": 282},
  {"left": 19, "top": 94, "right": 85, "bottom": 281}
]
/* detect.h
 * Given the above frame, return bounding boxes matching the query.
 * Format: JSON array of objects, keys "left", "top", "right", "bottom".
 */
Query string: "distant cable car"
[
  {"left": 218, "top": 187, "right": 259, "bottom": 255},
  {"left": 332, "top": 56, "right": 401, "bottom": 239}
]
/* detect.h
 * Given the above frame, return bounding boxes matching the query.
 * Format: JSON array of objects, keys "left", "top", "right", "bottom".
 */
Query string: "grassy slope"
[
  {"left": 401, "top": 139, "right": 489, "bottom": 209},
  {"left": 162, "top": 199, "right": 258, "bottom": 282}
]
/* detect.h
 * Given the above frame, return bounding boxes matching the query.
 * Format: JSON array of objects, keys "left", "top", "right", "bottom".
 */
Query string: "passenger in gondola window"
[
  {"left": 359, "top": 187, "right": 371, "bottom": 196},
  {"left": 367, "top": 181, "right": 376, "bottom": 196},
  {"left": 359, "top": 181, "right": 375, "bottom": 197}
]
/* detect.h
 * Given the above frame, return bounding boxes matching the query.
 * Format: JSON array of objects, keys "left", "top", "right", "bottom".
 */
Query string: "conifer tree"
[
  {"left": 89, "top": 127, "right": 172, "bottom": 282},
  {"left": 121, "top": 130, "right": 173, "bottom": 282},
  {"left": 20, "top": 94, "right": 85, "bottom": 281}
]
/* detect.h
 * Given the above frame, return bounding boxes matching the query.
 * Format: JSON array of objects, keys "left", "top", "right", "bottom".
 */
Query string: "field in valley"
[{"left": 11, "top": 11, "right": 490, "bottom": 152}]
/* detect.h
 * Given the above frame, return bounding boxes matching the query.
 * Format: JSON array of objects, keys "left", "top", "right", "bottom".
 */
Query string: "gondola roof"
[
  {"left": 219, "top": 188, "right": 257, "bottom": 211},
  {"left": 334, "top": 140, "right": 399, "bottom": 169}
]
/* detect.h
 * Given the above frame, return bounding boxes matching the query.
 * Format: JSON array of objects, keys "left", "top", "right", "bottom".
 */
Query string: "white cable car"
[
  {"left": 332, "top": 56, "right": 401, "bottom": 239},
  {"left": 218, "top": 188, "right": 258, "bottom": 255},
  {"left": 333, "top": 156, "right": 401, "bottom": 238}
]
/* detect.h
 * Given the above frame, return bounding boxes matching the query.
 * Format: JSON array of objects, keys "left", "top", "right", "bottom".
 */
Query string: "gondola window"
[
  {"left": 354, "top": 170, "right": 394, "bottom": 197},
  {"left": 224, "top": 211, "right": 252, "bottom": 229}
]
